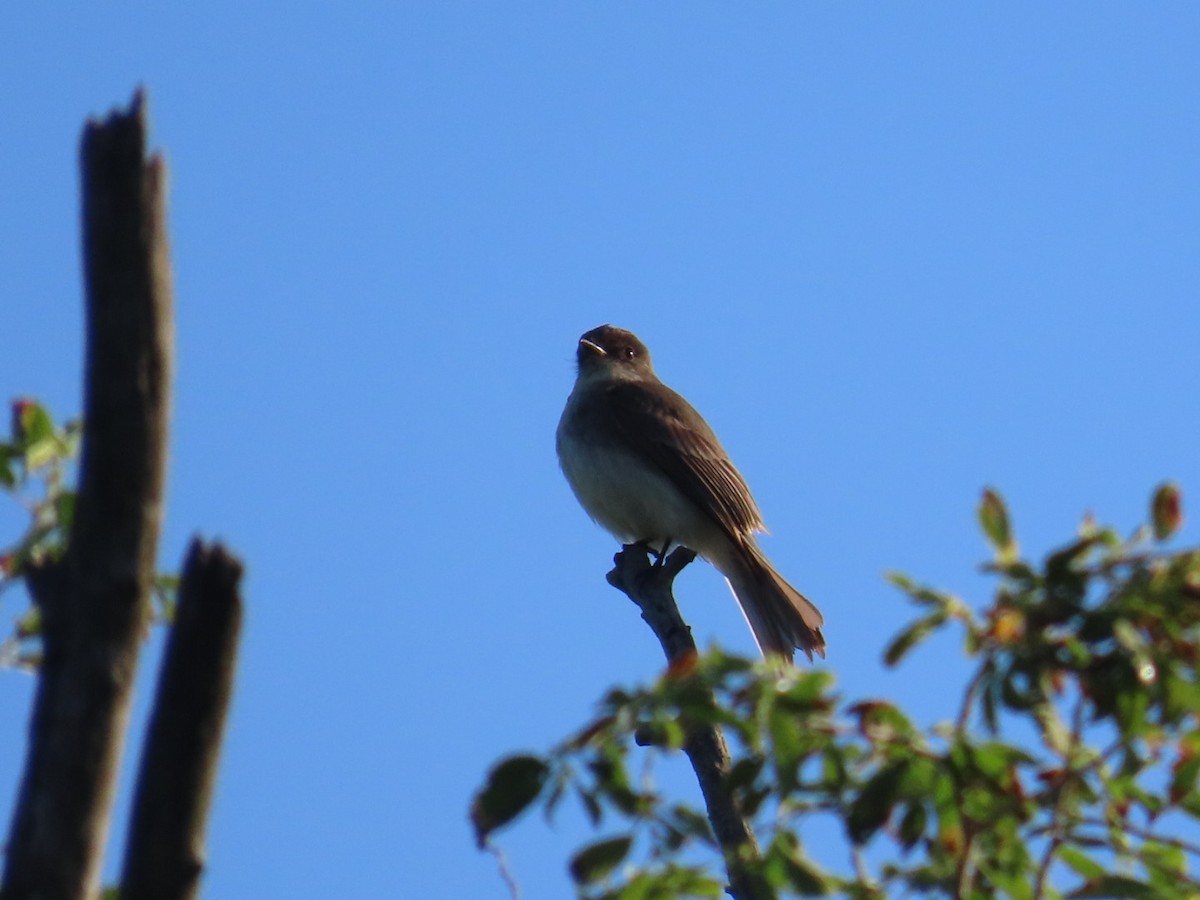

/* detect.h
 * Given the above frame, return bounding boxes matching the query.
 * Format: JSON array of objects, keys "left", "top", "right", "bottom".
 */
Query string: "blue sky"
[{"left": 1, "top": 5, "right": 1198, "bottom": 898}]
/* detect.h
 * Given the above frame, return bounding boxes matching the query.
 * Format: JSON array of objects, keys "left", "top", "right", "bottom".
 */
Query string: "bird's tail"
[{"left": 723, "top": 543, "right": 825, "bottom": 663}]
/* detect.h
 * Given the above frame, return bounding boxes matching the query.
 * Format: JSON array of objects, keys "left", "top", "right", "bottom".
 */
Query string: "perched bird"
[{"left": 556, "top": 324, "right": 825, "bottom": 662}]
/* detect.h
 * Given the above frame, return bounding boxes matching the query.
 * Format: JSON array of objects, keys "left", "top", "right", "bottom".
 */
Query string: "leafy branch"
[
  {"left": 1, "top": 399, "right": 178, "bottom": 670},
  {"left": 474, "top": 485, "right": 1200, "bottom": 898}
]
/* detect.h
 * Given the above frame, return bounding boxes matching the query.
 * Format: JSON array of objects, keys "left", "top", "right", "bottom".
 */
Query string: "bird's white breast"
[{"left": 556, "top": 391, "right": 723, "bottom": 555}]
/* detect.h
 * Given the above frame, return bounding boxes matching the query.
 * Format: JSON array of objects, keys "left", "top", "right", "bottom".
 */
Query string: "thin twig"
[
  {"left": 955, "top": 662, "right": 990, "bottom": 733},
  {"left": 851, "top": 846, "right": 875, "bottom": 888},
  {"left": 484, "top": 840, "right": 522, "bottom": 900},
  {"left": 954, "top": 830, "right": 977, "bottom": 898},
  {"left": 1032, "top": 698, "right": 1087, "bottom": 899},
  {"left": 1070, "top": 818, "right": 1200, "bottom": 858}
]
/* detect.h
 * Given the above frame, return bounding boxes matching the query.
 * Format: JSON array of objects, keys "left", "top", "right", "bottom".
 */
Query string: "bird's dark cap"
[{"left": 577, "top": 325, "right": 651, "bottom": 368}]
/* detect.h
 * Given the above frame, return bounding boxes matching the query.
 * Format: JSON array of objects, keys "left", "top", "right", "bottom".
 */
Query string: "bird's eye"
[{"left": 624, "top": 346, "right": 636, "bottom": 359}]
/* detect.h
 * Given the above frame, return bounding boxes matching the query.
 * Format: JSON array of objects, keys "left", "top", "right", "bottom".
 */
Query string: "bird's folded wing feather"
[{"left": 599, "top": 381, "right": 766, "bottom": 539}]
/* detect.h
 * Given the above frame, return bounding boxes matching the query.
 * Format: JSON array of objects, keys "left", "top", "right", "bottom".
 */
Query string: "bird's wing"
[{"left": 599, "top": 380, "right": 766, "bottom": 538}]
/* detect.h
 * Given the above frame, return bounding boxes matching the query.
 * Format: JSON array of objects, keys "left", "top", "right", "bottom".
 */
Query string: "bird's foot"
[{"left": 632, "top": 538, "right": 673, "bottom": 567}]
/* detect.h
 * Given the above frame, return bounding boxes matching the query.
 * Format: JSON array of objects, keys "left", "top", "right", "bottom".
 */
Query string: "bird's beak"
[{"left": 579, "top": 338, "right": 607, "bottom": 357}]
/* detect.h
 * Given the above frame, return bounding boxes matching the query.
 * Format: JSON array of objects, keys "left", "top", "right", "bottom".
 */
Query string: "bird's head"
[{"left": 575, "top": 325, "right": 655, "bottom": 383}]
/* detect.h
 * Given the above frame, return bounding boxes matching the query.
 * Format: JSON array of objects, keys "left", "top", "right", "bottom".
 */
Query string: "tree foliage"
[
  {"left": 0, "top": 399, "right": 80, "bottom": 669},
  {"left": 0, "top": 399, "right": 177, "bottom": 671},
  {"left": 474, "top": 486, "right": 1200, "bottom": 898}
]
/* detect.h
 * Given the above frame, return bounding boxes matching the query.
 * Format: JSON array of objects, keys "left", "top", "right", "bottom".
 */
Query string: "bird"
[{"left": 556, "top": 324, "right": 825, "bottom": 662}]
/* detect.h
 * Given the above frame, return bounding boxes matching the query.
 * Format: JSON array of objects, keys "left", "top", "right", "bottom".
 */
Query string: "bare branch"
[
  {"left": 120, "top": 539, "right": 244, "bottom": 900},
  {"left": 607, "top": 545, "right": 774, "bottom": 900},
  {"left": 2, "top": 88, "right": 173, "bottom": 900}
]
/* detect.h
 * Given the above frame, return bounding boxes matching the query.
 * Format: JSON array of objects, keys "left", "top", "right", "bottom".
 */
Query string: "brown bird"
[{"left": 556, "top": 325, "right": 825, "bottom": 662}]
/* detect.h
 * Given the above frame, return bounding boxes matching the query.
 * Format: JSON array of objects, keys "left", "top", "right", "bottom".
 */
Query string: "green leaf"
[
  {"left": 979, "top": 488, "right": 1017, "bottom": 562},
  {"left": 1057, "top": 845, "right": 1105, "bottom": 881},
  {"left": 588, "top": 744, "right": 644, "bottom": 816},
  {"left": 769, "top": 701, "right": 807, "bottom": 788},
  {"left": 1151, "top": 482, "right": 1183, "bottom": 541},
  {"left": 897, "top": 801, "right": 927, "bottom": 851},
  {"left": 568, "top": 834, "right": 632, "bottom": 884},
  {"left": 725, "top": 756, "right": 765, "bottom": 795},
  {"left": 578, "top": 787, "right": 602, "bottom": 827},
  {"left": 887, "top": 574, "right": 955, "bottom": 609},
  {"left": 15, "top": 402, "right": 58, "bottom": 470},
  {"left": 470, "top": 754, "right": 549, "bottom": 846},
  {"left": 16, "top": 607, "right": 42, "bottom": 639},
  {"left": 968, "top": 741, "right": 1033, "bottom": 781},
  {"left": 1066, "top": 875, "right": 1161, "bottom": 899},
  {"left": 14, "top": 400, "right": 54, "bottom": 445},
  {"left": 1170, "top": 755, "right": 1200, "bottom": 805},
  {"left": 543, "top": 768, "right": 569, "bottom": 823},
  {"left": 54, "top": 490, "right": 76, "bottom": 533},
  {"left": 24, "top": 437, "right": 58, "bottom": 471},
  {"left": 763, "top": 831, "right": 830, "bottom": 895},
  {"left": 1045, "top": 537, "right": 1100, "bottom": 574},
  {"left": 1139, "top": 839, "right": 1187, "bottom": 880},
  {"left": 614, "top": 867, "right": 723, "bottom": 899},
  {"left": 777, "top": 668, "right": 837, "bottom": 708},
  {"left": 634, "top": 718, "right": 685, "bottom": 749},
  {"left": 820, "top": 746, "right": 848, "bottom": 791},
  {"left": 0, "top": 444, "right": 16, "bottom": 488},
  {"left": 883, "top": 611, "right": 945, "bottom": 667},
  {"left": 849, "top": 700, "right": 916, "bottom": 743},
  {"left": 980, "top": 670, "right": 1000, "bottom": 733},
  {"left": 1113, "top": 620, "right": 1148, "bottom": 656},
  {"left": 1033, "top": 704, "right": 1071, "bottom": 755},
  {"left": 847, "top": 761, "right": 907, "bottom": 844},
  {"left": 664, "top": 804, "right": 714, "bottom": 846}
]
